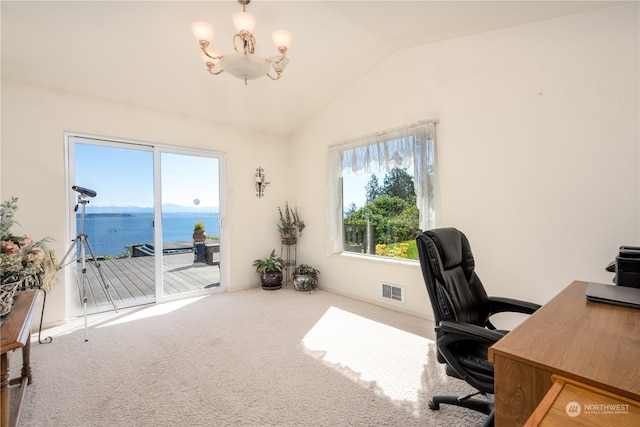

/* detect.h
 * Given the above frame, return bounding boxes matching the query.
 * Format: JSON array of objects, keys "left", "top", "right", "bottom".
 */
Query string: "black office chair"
[{"left": 416, "top": 228, "right": 540, "bottom": 427}]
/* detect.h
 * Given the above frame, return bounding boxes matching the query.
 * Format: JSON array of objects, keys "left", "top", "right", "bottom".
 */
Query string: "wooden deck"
[{"left": 73, "top": 252, "right": 220, "bottom": 314}]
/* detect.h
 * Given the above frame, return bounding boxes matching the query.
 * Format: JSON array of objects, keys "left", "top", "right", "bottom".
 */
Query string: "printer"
[{"left": 607, "top": 246, "right": 640, "bottom": 288}]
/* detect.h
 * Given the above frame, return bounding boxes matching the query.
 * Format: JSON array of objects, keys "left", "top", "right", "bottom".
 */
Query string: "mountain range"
[{"left": 83, "top": 204, "right": 219, "bottom": 214}]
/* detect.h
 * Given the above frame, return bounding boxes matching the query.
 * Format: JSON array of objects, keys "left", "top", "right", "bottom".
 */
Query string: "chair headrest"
[{"left": 426, "top": 228, "right": 467, "bottom": 271}]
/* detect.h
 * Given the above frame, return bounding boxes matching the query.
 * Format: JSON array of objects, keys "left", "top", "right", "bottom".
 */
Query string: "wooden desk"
[
  {"left": 488, "top": 280, "right": 640, "bottom": 426},
  {"left": 525, "top": 375, "right": 640, "bottom": 426},
  {"left": 1, "top": 291, "right": 40, "bottom": 427}
]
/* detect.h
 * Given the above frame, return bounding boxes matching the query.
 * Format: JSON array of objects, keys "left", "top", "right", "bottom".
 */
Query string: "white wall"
[
  {"left": 1, "top": 82, "right": 290, "bottom": 325},
  {"left": 290, "top": 5, "right": 640, "bottom": 322}
]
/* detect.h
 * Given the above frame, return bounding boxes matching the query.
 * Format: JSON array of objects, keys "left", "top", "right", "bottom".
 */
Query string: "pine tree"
[{"left": 365, "top": 174, "right": 382, "bottom": 203}]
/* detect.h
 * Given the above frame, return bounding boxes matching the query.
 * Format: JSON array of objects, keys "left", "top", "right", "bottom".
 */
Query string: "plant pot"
[
  {"left": 260, "top": 270, "right": 283, "bottom": 290},
  {"left": 193, "top": 229, "right": 207, "bottom": 242},
  {"left": 293, "top": 275, "right": 313, "bottom": 291},
  {"left": 0, "top": 281, "right": 20, "bottom": 317},
  {"left": 294, "top": 276, "right": 318, "bottom": 291}
]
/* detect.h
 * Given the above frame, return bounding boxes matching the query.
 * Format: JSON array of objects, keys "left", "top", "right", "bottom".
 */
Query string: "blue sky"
[
  {"left": 343, "top": 174, "right": 369, "bottom": 209},
  {"left": 74, "top": 143, "right": 219, "bottom": 208}
]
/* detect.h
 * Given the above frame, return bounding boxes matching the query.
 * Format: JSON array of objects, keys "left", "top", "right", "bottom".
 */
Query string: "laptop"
[{"left": 585, "top": 282, "right": 640, "bottom": 309}]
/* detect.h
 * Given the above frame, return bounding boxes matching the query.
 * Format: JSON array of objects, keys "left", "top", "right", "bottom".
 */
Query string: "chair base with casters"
[
  {"left": 428, "top": 361, "right": 495, "bottom": 426},
  {"left": 429, "top": 391, "right": 494, "bottom": 427}
]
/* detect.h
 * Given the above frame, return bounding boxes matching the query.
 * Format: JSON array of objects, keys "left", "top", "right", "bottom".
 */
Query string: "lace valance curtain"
[{"left": 326, "top": 120, "right": 439, "bottom": 255}]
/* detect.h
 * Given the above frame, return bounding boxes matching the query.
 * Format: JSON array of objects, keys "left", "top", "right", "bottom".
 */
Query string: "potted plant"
[
  {"left": 193, "top": 221, "right": 207, "bottom": 242},
  {"left": 277, "top": 202, "right": 305, "bottom": 244},
  {"left": 252, "top": 249, "right": 285, "bottom": 290},
  {"left": 1, "top": 197, "right": 59, "bottom": 316},
  {"left": 292, "top": 263, "right": 320, "bottom": 291}
]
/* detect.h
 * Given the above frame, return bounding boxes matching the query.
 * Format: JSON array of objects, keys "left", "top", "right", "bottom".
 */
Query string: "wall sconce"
[{"left": 255, "top": 167, "right": 270, "bottom": 198}]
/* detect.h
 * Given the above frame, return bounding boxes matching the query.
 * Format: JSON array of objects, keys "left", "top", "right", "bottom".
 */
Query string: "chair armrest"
[
  {"left": 489, "top": 296, "right": 541, "bottom": 315},
  {"left": 438, "top": 320, "right": 506, "bottom": 344}
]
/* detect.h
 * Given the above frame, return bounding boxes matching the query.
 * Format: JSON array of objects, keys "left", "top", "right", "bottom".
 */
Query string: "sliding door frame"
[
  {"left": 64, "top": 132, "right": 227, "bottom": 317},
  {"left": 153, "top": 145, "right": 227, "bottom": 303}
]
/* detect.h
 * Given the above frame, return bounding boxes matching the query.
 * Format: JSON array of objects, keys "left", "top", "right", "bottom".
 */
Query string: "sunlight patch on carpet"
[
  {"left": 98, "top": 296, "right": 206, "bottom": 328},
  {"left": 302, "top": 306, "right": 433, "bottom": 407}
]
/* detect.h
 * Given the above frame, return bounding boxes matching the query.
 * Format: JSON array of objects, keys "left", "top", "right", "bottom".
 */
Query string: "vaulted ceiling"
[{"left": 1, "top": 1, "right": 629, "bottom": 136}]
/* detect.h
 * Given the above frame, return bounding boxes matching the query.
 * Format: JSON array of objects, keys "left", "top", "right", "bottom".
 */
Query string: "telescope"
[
  {"left": 72, "top": 185, "right": 97, "bottom": 198},
  {"left": 62, "top": 184, "right": 117, "bottom": 342}
]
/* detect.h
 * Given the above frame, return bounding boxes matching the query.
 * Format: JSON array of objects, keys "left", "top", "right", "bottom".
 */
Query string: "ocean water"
[{"left": 76, "top": 212, "right": 220, "bottom": 257}]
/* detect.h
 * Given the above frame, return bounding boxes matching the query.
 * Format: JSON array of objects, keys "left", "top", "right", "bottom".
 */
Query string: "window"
[{"left": 328, "top": 121, "right": 438, "bottom": 260}]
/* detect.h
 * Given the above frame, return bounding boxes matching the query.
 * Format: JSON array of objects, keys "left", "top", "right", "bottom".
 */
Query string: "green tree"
[
  {"left": 344, "top": 168, "right": 420, "bottom": 258},
  {"left": 382, "top": 167, "right": 415, "bottom": 201},
  {"left": 365, "top": 174, "right": 383, "bottom": 203},
  {"left": 345, "top": 202, "right": 358, "bottom": 216},
  {"left": 344, "top": 195, "right": 420, "bottom": 244}
]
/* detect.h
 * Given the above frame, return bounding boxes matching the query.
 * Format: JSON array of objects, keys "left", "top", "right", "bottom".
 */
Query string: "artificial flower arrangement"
[{"left": 1, "top": 197, "right": 59, "bottom": 292}]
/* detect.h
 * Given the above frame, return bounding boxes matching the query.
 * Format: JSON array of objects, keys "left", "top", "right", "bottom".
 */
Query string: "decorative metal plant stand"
[
  {"left": 1, "top": 275, "right": 53, "bottom": 344},
  {"left": 281, "top": 238, "right": 297, "bottom": 286},
  {"left": 18, "top": 275, "right": 53, "bottom": 344}
]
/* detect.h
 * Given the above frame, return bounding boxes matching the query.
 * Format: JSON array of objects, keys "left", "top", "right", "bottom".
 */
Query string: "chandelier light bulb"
[
  {"left": 191, "top": 21, "right": 216, "bottom": 42},
  {"left": 270, "top": 30, "right": 292, "bottom": 49},
  {"left": 270, "top": 56, "right": 289, "bottom": 73},
  {"left": 231, "top": 11, "right": 257, "bottom": 34}
]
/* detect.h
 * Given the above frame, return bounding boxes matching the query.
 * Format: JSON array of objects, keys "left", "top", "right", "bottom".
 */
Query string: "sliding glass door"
[
  {"left": 68, "top": 135, "right": 223, "bottom": 316},
  {"left": 159, "top": 152, "right": 221, "bottom": 297},
  {"left": 70, "top": 137, "right": 156, "bottom": 315}
]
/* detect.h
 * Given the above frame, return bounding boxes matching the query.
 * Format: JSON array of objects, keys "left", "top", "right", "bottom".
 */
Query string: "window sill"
[{"left": 336, "top": 251, "right": 419, "bottom": 267}]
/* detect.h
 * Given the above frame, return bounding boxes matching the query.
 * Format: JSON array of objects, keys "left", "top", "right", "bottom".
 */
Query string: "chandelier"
[{"left": 191, "top": 0, "right": 292, "bottom": 85}]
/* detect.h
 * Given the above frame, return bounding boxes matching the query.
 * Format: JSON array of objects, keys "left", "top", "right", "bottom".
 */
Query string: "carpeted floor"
[{"left": 9, "top": 287, "right": 488, "bottom": 426}]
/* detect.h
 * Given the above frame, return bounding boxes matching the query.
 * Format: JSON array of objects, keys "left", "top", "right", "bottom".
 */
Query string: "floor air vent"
[{"left": 381, "top": 283, "right": 405, "bottom": 304}]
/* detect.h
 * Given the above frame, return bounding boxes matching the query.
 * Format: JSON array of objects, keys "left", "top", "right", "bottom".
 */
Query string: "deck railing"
[{"left": 344, "top": 223, "right": 376, "bottom": 254}]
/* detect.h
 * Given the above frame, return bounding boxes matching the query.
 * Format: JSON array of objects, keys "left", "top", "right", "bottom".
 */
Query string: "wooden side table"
[{"left": 0, "top": 290, "right": 40, "bottom": 427}]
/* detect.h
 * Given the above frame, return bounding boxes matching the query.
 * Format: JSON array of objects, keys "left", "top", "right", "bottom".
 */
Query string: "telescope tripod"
[{"left": 61, "top": 196, "right": 118, "bottom": 341}]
